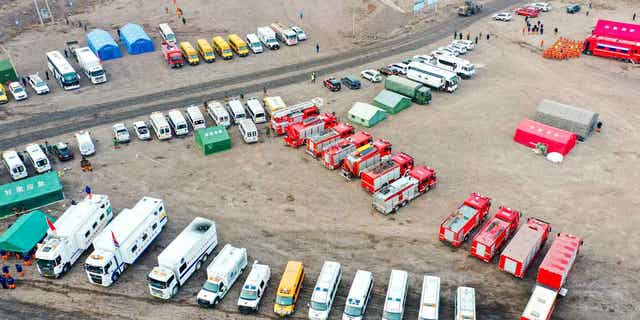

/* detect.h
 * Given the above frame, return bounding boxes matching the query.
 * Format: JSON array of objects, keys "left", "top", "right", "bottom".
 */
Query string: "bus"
[
  {"left": 418, "top": 275, "right": 441, "bottom": 320},
  {"left": 407, "top": 61, "right": 458, "bottom": 93},
  {"left": 343, "top": 270, "right": 374, "bottom": 320},
  {"left": 46, "top": 51, "right": 80, "bottom": 90},
  {"left": 308, "top": 261, "right": 342, "bottom": 320},
  {"left": 382, "top": 269, "right": 409, "bottom": 320},
  {"left": 274, "top": 261, "right": 305, "bottom": 317},
  {"left": 212, "top": 36, "right": 233, "bottom": 60},
  {"left": 227, "top": 34, "right": 249, "bottom": 57},
  {"left": 158, "top": 23, "right": 176, "bottom": 44}
]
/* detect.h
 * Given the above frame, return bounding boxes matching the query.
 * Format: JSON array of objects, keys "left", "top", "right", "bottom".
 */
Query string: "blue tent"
[
  {"left": 119, "top": 23, "right": 154, "bottom": 55},
  {"left": 87, "top": 29, "right": 122, "bottom": 61}
]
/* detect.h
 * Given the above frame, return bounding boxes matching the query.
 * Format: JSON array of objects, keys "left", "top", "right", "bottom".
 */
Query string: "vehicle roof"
[
  {"left": 94, "top": 197, "right": 162, "bottom": 249},
  {"left": 186, "top": 106, "right": 204, "bottom": 118},
  {"left": 46, "top": 51, "right": 75, "bottom": 74},
  {"left": 207, "top": 244, "right": 246, "bottom": 277},
  {"left": 384, "top": 270, "right": 408, "bottom": 312},
  {"left": 278, "top": 261, "right": 304, "bottom": 292},
  {"left": 457, "top": 286, "right": 475, "bottom": 310},
  {"left": 521, "top": 285, "right": 557, "bottom": 320},
  {"left": 159, "top": 217, "right": 216, "bottom": 267},
  {"left": 75, "top": 131, "right": 93, "bottom": 144},
  {"left": 2, "top": 150, "right": 24, "bottom": 167},
  {"left": 113, "top": 123, "right": 126, "bottom": 129},
  {"left": 311, "top": 261, "right": 341, "bottom": 303},
  {"left": 25, "top": 144, "right": 44, "bottom": 155},
  {"left": 150, "top": 112, "right": 169, "bottom": 125},
  {"left": 346, "top": 270, "right": 373, "bottom": 306},
  {"left": 133, "top": 121, "right": 147, "bottom": 127},
  {"left": 419, "top": 275, "right": 440, "bottom": 317},
  {"left": 246, "top": 98, "right": 264, "bottom": 110},
  {"left": 474, "top": 215, "right": 510, "bottom": 246},
  {"left": 53, "top": 195, "right": 107, "bottom": 237},
  {"left": 55, "top": 142, "right": 68, "bottom": 148},
  {"left": 238, "top": 118, "right": 258, "bottom": 131},
  {"left": 9, "top": 82, "right": 22, "bottom": 88},
  {"left": 443, "top": 204, "right": 480, "bottom": 232},
  {"left": 244, "top": 263, "right": 270, "bottom": 286},
  {"left": 501, "top": 218, "right": 549, "bottom": 259},
  {"left": 537, "top": 233, "right": 582, "bottom": 287},
  {"left": 168, "top": 109, "right": 186, "bottom": 121}
]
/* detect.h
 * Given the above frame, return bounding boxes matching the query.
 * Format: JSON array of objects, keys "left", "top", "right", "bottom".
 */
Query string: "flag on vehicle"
[
  {"left": 46, "top": 217, "right": 56, "bottom": 232},
  {"left": 111, "top": 231, "right": 120, "bottom": 249}
]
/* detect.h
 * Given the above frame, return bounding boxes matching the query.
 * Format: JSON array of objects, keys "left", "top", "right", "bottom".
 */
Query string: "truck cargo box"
[
  {"left": 470, "top": 206, "right": 521, "bottom": 263},
  {"left": 536, "top": 233, "right": 582, "bottom": 291},
  {"left": 499, "top": 218, "right": 551, "bottom": 278}
]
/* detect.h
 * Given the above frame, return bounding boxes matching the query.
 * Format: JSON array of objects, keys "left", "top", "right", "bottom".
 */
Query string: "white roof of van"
[
  {"left": 238, "top": 118, "right": 257, "bottom": 131},
  {"left": 311, "top": 261, "right": 341, "bottom": 303},
  {"left": 227, "top": 99, "right": 245, "bottom": 113},
  {"left": 245, "top": 263, "right": 269, "bottom": 286},
  {"left": 168, "top": 109, "right": 186, "bottom": 122},
  {"left": 150, "top": 112, "right": 169, "bottom": 125},
  {"left": 2, "top": 150, "right": 23, "bottom": 167},
  {"left": 54, "top": 195, "right": 107, "bottom": 237},
  {"left": 346, "top": 270, "right": 373, "bottom": 307},
  {"left": 186, "top": 106, "right": 204, "bottom": 118},
  {"left": 384, "top": 270, "right": 408, "bottom": 312},
  {"left": 207, "top": 244, "right": 246, "bottom": 276},
  {"left": 75, "top": 131, "right": 93, "bottom": 144},
  {"left": 25, "top": 144, "right": 45, "bottom": 156}
]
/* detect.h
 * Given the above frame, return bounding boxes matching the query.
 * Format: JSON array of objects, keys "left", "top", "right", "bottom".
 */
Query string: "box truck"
[
  {"left": 197, "top": 243, "right": 248, "bottom": 307},
  {"left": 499, "top": 217, "right": 551, "bottom": 278},
  {"left": 75, "top": 47, "right": 107, "bottom": 84},
  {"left": 384, "top": 75, "right": 432, "bottom": 105}
]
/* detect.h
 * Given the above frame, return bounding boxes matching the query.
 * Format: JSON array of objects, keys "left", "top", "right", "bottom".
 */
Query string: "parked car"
[
  {"left": 291, "top": 26, "right": 307, "bottom": 41},
  {"left": 323, "top": 77, "right": 341, "bottom": 92},
  {"left": 529, "top": 2, "right": 551, "bottom": 11},
  {"left": 452, "top": 39, "right": 475, "bottom": 51},
  {"left": 8, "top": 82, "right": 28, "bottom": 101},
  {"left": 51, "top": 142, "right": 74, "bottom": 161},
  {"left": 133, "top": 121, "right": 152, "bottom": 140},
  {"left": 437, "top": 47, "right": 460, "bottom": 57},
  {"left": 388, "top": 63, "right": 408, "bottom": 75},
  {"left": 493, "top": 12, "right": 513, "bottom": 21},
  {"left": 113, "top": 123, "right": 131, "bottom": 143},
  {"left": 378, "top": 66, "right": 399, "bottom": 76},
  {"left": 515, "top": 7, "right": 539, "bottom": 17},
  {"left": 0, "top": 84, "right": 7, "bottom": 104},
  {"left": 27, "top": 73, "right": 50, "bottom": 94},
  {"left": 448, "top": 43, "right": 468, "bottom": 54},
  {"left": 432, "top": 49, "right": 454, "bottom": 58},
  {"left": 566, "top": 4, "right": 580, "bottom": 14},
  {"left": 341, "top": 76, "right": 361, "bottom": 90},
  {"left": 360, "top": 69, "right": 383, "bottom": 82}
]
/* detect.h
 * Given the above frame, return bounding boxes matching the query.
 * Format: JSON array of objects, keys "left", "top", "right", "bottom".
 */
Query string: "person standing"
[
  {"left": 453, "top": 31, "right": 457, "bottom": 39},
  {"left": 64, "top": 48, "right": 68, "bottom": 58},
  {"left": 633, "top": 13, "right": 637, "bottom": 21},
  {"left": 263, "top": 86, "right": 267, "bottom": 95},
  {"left": 315, "top": 42, "right": 320, "bottom": 54},
  {"left": 554, "top": 27, "right": 558, "bottom": 35},
  {"left": 45, "top": 71, "right": 49, "bottom": 80},
  {"left": 21, "top": 77, "right": 26, "bottom": 87},
  {"left": 475, "top": 36, "right": 479, "bottom": 44},
  {"left": 299, "top": 10, "right": 304, "bottom": 20},
  {"left": 540, "top": 25, "right": 544, "bottom": 35},
  {"left": 486, "top": 33, "right": 490, "bottom": 40}
]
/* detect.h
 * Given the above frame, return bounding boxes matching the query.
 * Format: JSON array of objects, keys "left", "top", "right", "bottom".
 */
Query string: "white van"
[
  {"left": 455, "top": 287, "right": 476, "bottom": 320},
  {"left": 342, "top": 270, "right": 373, "bottom": 320},
  {"left": 150, "top": 112, "right": 173, "bottom": 140},
  {"left": 158, "top": 23, "right": 177, "bottom": 44},
  {"left": 185, "top": 105, "right": 206, "bottom": 130},
  {"left": 246, "top": 33, "right": 264, "bottom": 54},
  {"left": 308, "top": 261, "right": 342, "bottom": 320},
  {"left": 206, "top": 100, "right": 231, "bottom": 127},
  {"left": 226, "top": 98, "right": 246, "bottom": 124},
  {"left": 2, "top": 150, "right": 28, "bottom": 180},
  {"left": 167, "top": 109, "right": 189, "bottom": 136},
  {"left": 382, "top": 270, "right": 408, "bottom": 320},
  {"left": 237, "top": 119, "right": 259, "bottom": 144},
  {"left": 418, "top": 276, "right": 441, "bottom": 320},
  {"left": 24, "top": 144, "right": 51, "bottom": 174},
  {"left": 238, "top": 261, "right": 270, "bottom": 314},
  {"left": 75, "top": 131, "right": 96, "bottom": 156},
  {"left": 245, "top": 97, "right": 267, "bottom": 124}
]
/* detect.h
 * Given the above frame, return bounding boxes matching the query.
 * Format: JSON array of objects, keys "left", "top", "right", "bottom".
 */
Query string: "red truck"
[
  {"left": 161, "top": 41, "right": 184, "bottom": 68},
  {"left": 306, "top": 123, "right": 354, "bottom": 158},
  {"left": 360, "top": 153, "right": 414, "bottom": 193},
  {"left": 499, "top": 217, "right": 551, "bottom": 278},
  {"left": 323, "top": 131, "right": 372, "bottom": 170},
  {"left": 371, "top": 165, "right": 437, "bottom": 215},
  {"left": 470, "top": 206, "right": 521, "bottom": 263},
  {"left": 270, "top": 100, "right": 320, "bottom": 135},
  {"left": 283, "top": 113, "right": 337, "bottom": 148},
  {"left": 341, "top": 139, "right": 392, "bottom": 180},
  {"left": 439, "top": 193, "right": 491, "bottom": 247},
  {"left": 583, "top": 19, "right": 640, "bottom": 64}
]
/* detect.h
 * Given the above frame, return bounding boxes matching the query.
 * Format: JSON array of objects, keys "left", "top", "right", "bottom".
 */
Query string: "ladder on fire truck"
[{"left": 272, "top": 97, "right": 323, "bottom": 119}]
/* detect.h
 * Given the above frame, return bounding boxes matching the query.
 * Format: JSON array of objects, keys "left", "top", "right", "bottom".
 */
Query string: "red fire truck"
[
  {"left": 306, "top": 123, "right": 354, "bottom": 158},
  {"left": 360, "top": 153, "right": 414, "bottom": 193},
  {"left": 371, "top": 165, "right": 437, "bottom": 215},
  {"left": 439, "top": 193, "right": 491, "bottom": 247},
  {"left": 341, "top": 139, "right": 392, "bottom": 179},
  {"left": 521, "top": 233, "right": 582, "bottom": 320},
  {"left": 270, "top": 99, "right": 321, "bottom": 135},
  {"left": 161, "top": 41, "right": 184, "bottom": 68},
  {"left": 470, "top": 206, "right": 521, "bottom": 263},
  {"left": 583, "top": 19, "right": 640, "bottom": 64},
  {"left": 283, "top": 113, "right": 337, "bottom": 148},
  {"left": 323, "top": 131, "right": 372, "bottom": 170},
  {"left": 499, "top": 217, "right": 551, "bottom": 278}
]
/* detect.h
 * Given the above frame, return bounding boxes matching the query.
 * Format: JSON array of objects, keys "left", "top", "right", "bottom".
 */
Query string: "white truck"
[
  {"left": 75, "top": 47, "right": 107, "bottom": 84},
  {"left": 148, "top": 217, "right": 218, "bottom": 299},
  {"left": 197, "top": 243, "right": 248, "bottom": 307},
  {"left": 432, "top": 54, "right": 475, "bottom": 79},
  {"left": 257, "top": 27, "right": 280, "bottom": 50},
  {"left": 270, "top": 23, "right": 298, "bottom": 46},
  {"left": 407, "top": 61, "right": 459, "bottom": 93},
  {"left": 237, "top": 261, "right": 271, "bottom": 314},
  {"left": 85, "top": 197, "right": 167, "bottom": 287},
  {"left": 36, "top": 195, "right": 113, "bottom": 278},
  {"left": 75, "top": 131, "right": 96, "bottom": 156}
]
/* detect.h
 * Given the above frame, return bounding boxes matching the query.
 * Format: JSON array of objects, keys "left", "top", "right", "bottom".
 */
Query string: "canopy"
[
  {"left": 0, "top": 171, "right": 64, "bottom": 219},
  {"left": 119, "top": 23, "right": 154, "bottom": 55},
  {"left": 87, "top": 29, "right": 123, "bottom": 60},
  {"left": 593, "top": 19, "right": 640, "bottom": 42},
  {"left": 373, "top": 89, "right": 412, "bottom": 114},
  {"left": 195, "top": 126, "right": 231, "bottom": 155},
  {"left": 348, "top": 102, "right": 386, "bottom": 128},
  {"left": 535, "top": 99, "right": 599, "bottom": 141},
  {"left": 513, "top": 119, "right": 577, "bottom": 155},
  {"left": 0, "top": 210, "right": 54, "bottom": 253}
]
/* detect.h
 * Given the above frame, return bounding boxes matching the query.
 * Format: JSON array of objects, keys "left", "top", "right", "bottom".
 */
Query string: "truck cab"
[
  {"left": 147, "top": 266, "right": 179, "bottom": 298},
  {"left": 84, "top": 248, "right": 123, "bottom": 286}
]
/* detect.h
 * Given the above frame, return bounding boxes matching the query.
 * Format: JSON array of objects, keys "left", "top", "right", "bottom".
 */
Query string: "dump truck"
[
  {"left": 458, "top": 0, "right": 483, "bottom": 16},
  {"left": 384, "top": 75, "right": 432, "bottom": 105},
  {"left": 360, "top": 153, "right": 414, "bottom": 193},
  {"left": 270, "top": 98, "right": 322, "bottom": 135},
  {"left": 439, "top": 193, "right": 491, "bottom": 247},
  {"left": 499, "top": 217, "right": 551, "bottom": 278},
  {"left": 284, "top": 113, "right": 337, "bottom": 148},
  {"left": 470, "top": 206, "right": 521, "bottom": 262},
  {"left": 372, "top": 165, "right": 437, "bottom": 215},
  {"left": 323, "top": 131, "right": 373, "bottom": 170},
  {"left": 341, "top": 139, "right": 393, "bottom": 180},
  {"left": 306, "top": 122, "right": 354, "bottom": 158},
  {"left": 161, "top": 41, "right": 184, "bottom": 68}
]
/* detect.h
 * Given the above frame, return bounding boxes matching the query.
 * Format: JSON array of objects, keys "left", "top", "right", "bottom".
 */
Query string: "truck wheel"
[
  {"left": 203, "top": 253, "right": 209, "bottom": 262},
  {"left": 196, "top": 260, "right": 202, "bottom": 271},
  {"left": 464, "top": 234, "right": 469, "bottom": 242},
  {"left": 62, "top": 263, "right": 71, "bottom": 275},
  {"left": 401, "top": 200, "right": 408, "bottom": 207},
  {"left": 171, "top": 286, "right": 178, "bottom": 298},
  {"left": 112, "top": 272, "right": 120, "bottom": 283}
]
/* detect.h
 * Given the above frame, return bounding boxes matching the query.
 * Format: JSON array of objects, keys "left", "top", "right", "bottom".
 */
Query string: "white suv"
[
  {"left": 493, "top": 12, "right": 513, "bottom": 21},
  {"left": 8, "top": 82, "right": 28, "bottom": 101},
  {"left": 452, "top": 39, "right": 475, "bottom": 51},
  {"left": 529, "top": 2, "right": 551, "bottom": 11}
]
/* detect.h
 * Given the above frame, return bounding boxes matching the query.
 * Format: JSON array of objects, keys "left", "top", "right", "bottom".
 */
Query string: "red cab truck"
[
  {"left": 284, "top": 113, "right": 337, "bottom": 148},
  {"left": 470, "top": 207, "right": 521, "bottom": 262},
  {"left": 161, "top": 41, "right": 184, "bottom": 68},
  {"left": 499, "top": 217, "right": 551, "bottom": 278},
  {"left": 341, "top": 139, "right": 392, "bottom": 180},
  {"left": 323, "top": 131, "right": 372, "bottom": 170},
  {"left": 360, "top": 153, "right": 414, "bottom": 193},
  {"left": 306, "top": 122, "right": 354, "bottom": 158},
  {"left": 439, "top": 193, "right": 491, "bottom": 247},
  {"left": 371, "top": 165, "right": 437, "bottom": 215}
]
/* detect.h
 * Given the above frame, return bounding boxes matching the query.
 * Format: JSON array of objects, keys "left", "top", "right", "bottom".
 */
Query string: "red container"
[
  {"left": 536, "top": 233, "right": 583, "bottom": 291},
  {"left": 513, "top": 119, "right": 577, "bottom": 155},
  {"left": 499, "top": 218, "right": 551, "bottom": 278}
]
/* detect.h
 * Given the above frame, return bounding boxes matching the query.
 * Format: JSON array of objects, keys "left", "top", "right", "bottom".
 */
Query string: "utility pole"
[{"left": 33, "top": 0, "right": 54, "bottom": 25}]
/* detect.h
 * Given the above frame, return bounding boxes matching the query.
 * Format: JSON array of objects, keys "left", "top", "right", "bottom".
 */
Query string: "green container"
[
  {"left": 373, "top": 90, "right": 412, "bottom": 115},
  {"left": 384, "top": 75, "right": 431, "bottom": 105},
  {"left": 0, "top": 59, "right": 18, "bottom": 84},
  {"left": 195, "top": 125, "right": 231, "bottom": 155},
  {"left": 0, "top": 171, "right": 65, "bottom": 219}
]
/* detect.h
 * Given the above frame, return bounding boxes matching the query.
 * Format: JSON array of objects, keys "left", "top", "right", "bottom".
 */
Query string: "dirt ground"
[{"left": 1, "top": 0, "right": 640, "bottom": 319}]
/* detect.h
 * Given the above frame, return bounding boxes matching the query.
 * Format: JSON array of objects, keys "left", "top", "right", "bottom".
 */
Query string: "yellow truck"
[
  {"left": 179, "top": 41, "right": 200, "bottom": 65},
  {"left": 0, "top": 84, "right": 8, "bottom": 104},
  {"left": 274, "top": 261, "right": 304, "bottom": 317},
  {"left": 212, "top": 36, "right": 233, "bottom": 60},
  {"left": 227, "top": 34, "right": 249, "bottom": 57},
  {"left": 196, "top": 38, "right": 216, "bottom": 63}
]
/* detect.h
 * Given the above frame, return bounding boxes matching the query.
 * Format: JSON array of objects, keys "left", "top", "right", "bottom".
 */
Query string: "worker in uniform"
[
  {"left": 6, "top": 276, "right": 15, "bottom": 289},
  {"left": 2, "top": 265, "right": 10, "bottom": 278},
  {"left": 15, "top": 264, "right": 23, "bottom": 277},
  {"left": 0, "top": 276, "right": 7, "bottom": 289}
]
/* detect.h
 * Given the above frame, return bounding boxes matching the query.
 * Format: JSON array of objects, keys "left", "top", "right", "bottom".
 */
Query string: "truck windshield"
[
  {"left": 223, "top": 49, "right": 232, "bottom": 55},
  {"left": 148, "top": 276, "right": 169, "bottom": 289},
  {"left": 275, "top": 295, "right": 294, "bottom": 306},
  {"left": 240, "top": 289, "right": 258, "bottom": 300},
  {"left": 251, "top": 43, "right": 261, "bottom": 48},
  {"left": 287, "top": 34, "right": 296, "bottom": 40},
  {"left": 85, "top": 264, "right": 104, "bottom": 274},
  {"left": 203, "top": 281, "right": 220, "bottom": 293},
  {"left": 62, "top": 73, "right": 79, "bottom": 84},
  {"left": 310, "top": 301, "right": 328, "bottom": 311},
  {"left": 177, "top": 124, "right": 187, "bottom": 130},
  {"left": 171, "top": 56, "right": 181, "bottom": 61},
  {"left": 344, "top": 305, "right": 362, "bottom": 317},
  {"left": 13, "top": 166, "right": 25, "bottom": 173},
  {"left": 36, "top": 159, "right": 48, "bottom": 167},
  {"left": 37, "top": 259, "right": 57, "bottom": 269},
  {"left": 383, "top": 311, "right": 402, "bottom": 320},
  {"left": 239, "top": 45, "right": 248, "bottom": 52},
  {"left": 90, "top": 70, "right": 105, "bottom": 77}
]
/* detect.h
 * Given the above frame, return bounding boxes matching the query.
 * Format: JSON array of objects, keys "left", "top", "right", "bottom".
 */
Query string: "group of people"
[
  {"left": 453, "top": 31, "right": 491, "bottom": 44},
  {"left": 524, "top": 17, "right": 544, "bottom": 35}
]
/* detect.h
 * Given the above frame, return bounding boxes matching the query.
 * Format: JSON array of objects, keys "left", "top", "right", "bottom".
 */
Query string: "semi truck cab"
[
  {"left": 85, "top": 249, "right": 123, "bottom": 286},
  {"left": 148, "top": 266, "right": 179, "bottom": 299}
]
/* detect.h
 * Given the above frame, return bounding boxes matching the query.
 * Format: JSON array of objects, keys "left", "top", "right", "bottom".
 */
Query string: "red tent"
[
  {"left": 513, "top": 119, "right": 577, "bottom": 155},
  {"left": 592, "top": 19, "right": 640, "bottom": 42}
]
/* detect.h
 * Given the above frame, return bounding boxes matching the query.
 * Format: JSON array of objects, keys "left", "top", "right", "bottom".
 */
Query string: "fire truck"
[
  {"left": 323, "top": 131, "right": 372, "bottom": 170},
  {"left": 439, "top": 193, "right": 491, "bottom": 247},
  {"left": 341, "top": 139, "right": 392, "bottom": 180},
  {"left": 270, "top": 98, "right": 322, "bottom": 135},
  {"left": 371, "top": 165, "right": 437, "bottom": 215},
  {"left": 283, "top": 113, "right": 337, "bottom": 148},
  {"left": 499, "top": 217, "right": 551, "bottom": 278},
  {"left": 306, "top": 123, "right": 354, "bottom": 158},
  {"left": 583, "top": 19, "right": 640, "bottom": 64},
  {"left": 470, "top": 206, "right": 521, "bottom": 262},
  {"left": 360, "top": 153, "right": 414, "bottom": 193}
]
